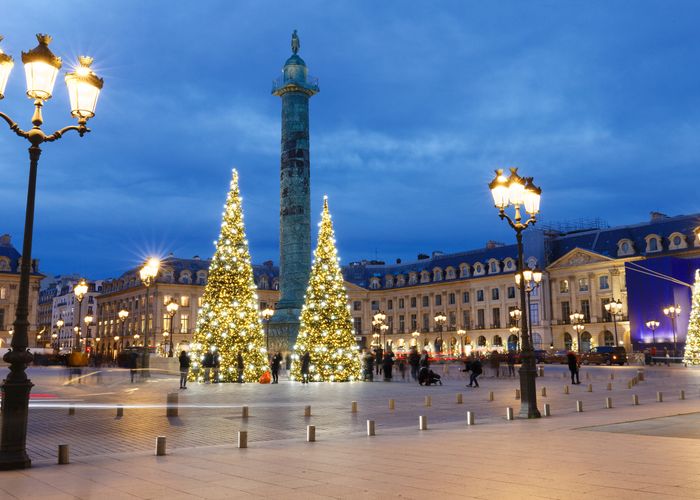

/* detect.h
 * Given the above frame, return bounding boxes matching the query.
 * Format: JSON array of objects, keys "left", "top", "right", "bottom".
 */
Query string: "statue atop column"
[{"left": 291, "top": 30, "right": 300, "bottom": 54}]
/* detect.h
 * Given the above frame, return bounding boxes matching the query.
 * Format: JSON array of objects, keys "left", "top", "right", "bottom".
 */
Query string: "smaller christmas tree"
[
  {"left": 291, "top": 196, "right": 362, "bottom": 382},
  {"left": 682, "top": 270, "right": 700, "bottom": 366}
]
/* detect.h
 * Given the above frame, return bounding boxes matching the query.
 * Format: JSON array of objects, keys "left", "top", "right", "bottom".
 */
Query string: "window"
[
  {"left": 462, "top": 310, "right": 471, "bottom": 329},
  {"left": 446, "top": 267, "right": 456, "bottom": 279},
  {"left": 489, "top": 261, "right": 499, "bottom": 273},
  {"left": 180, "top": 314, "right": 189, "bottom": 332},
  {"left": 396, "top": 275, "right": 405, "bottom": 287},
  {"left": 601, "top": 299, "right": 611, "bottom": 322},
  {"left": 529, "top": 304, "right": 539, "bottom": 326},
  {"left": 385, "top": 276, "right": 393, "bottom": 288},
  {"left": 198, "top": 296, "right": 204, "bottom": 307},
  {"left": 410, "top": 297, "right": 417, "bottom": 308},
  {"left": 474, "top": 263, "right": 484, "bottom": 275},
  {"left": 398, "top": 298, "right": 405, "bottom": 309},
  {"left": 371, "top": 300, "right": 379, "bottom": 311},
  {"left": 477, "top": 309, "right": 485, "bottom": 329},
  {"left": 491, "top": 288, "right": 499, "bottom": 300},
  {"left": 399, "top": 315, "right": 405, "bottom": 333},
  {"left": 0, "top": 287, "right": 6, "bottom": 300},
  {"left": 578, "top": 278, "right": 589, "bottom": 292},
  {"left": 420, "top": 271, "right": 430, "bottom": 283},
  {"left": 408, "top": 273, "right": 418, "bottom": 285},
  {"left": 581, "top": 300, "right": 590, "bottom": 322},
  {"left": 448, "top": 293, "right": 456, "bottom": 305},
  {"left": 648, "top": 238, "right": 659, "bottom": 252},
  {"left": 476, "top": 290, "right": 484, "bottom": 302},
  {"left": 532, "top": 332, "right": 543, "bottom": 350},
  {"left": 433, "top": 268, "right": 443, "bottom": 281},
  {"left": 387, "top": 299, "right": 393, "bottom": 310},
  {"left": 599, "top": 275, "right": 609, "bottom": 290},
  {"left": 353, "top": 317, "right": 362, "bottom": 335},
  {"left": 459, "top": 264, "right": 469, "bottom": 278},
  {"left": 387, "top": 316, "right": 393, "bottom": 333},
  {"left": 353, "top": 301, "right": 362, "bottom": 311},
  {"left": 463, "top": 292, "right": 470, "bottom": 303},
  {"left": 422, "top": 314, "right": 429, "bottom": 331},
  {"left": 492, "top": 308, "right": 501, "bottom": 329},
  {"left": 0, "top": 309, "right": 4, "bottom": 329},
  {"left": 162, "top": 295, "right": 172, "bottom": 305},
  {"left": 410, "top": 314, "right": 417, "bottom": 330},
  {"left": 449, "top": 311, "right": 456, "bottom": 328},
  {"left": 435, "top": 295, "right": 442, "bottom": 306},
  {"left": 508, "top": 306, "right": 518, "bottom": 325},
  {"left": 507, "top": 286, "right": 515, "bottom": 299},
  {"left": 560, "top": 280, "right": 569, "bottom": 293},
  {"left": 603, "top": 331, "right": 614, "bottom": 346},
  {"left": 180, "top": 295, "right": 190, "bottom": 307},
  {"left": 422, "top": 296, "right": 429, "bottom": 307},
  {"left": 564, "top": 332, "right": 572, "bottom": 350},
  {"left": 369, "top": 278, "right": 380, "bottom": 289},
  {"left": 561, "top": 301, "right": 570, "bottom": 323}
]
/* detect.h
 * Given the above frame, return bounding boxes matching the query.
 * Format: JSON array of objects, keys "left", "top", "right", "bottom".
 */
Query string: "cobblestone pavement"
[{"left": 11, "top": 363, "right": 700, "bottom": 465}]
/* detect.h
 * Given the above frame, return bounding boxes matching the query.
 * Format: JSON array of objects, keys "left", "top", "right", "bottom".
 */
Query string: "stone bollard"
[
  {"left": 68, "top": 404, "right": 75, "bottom": 416},
  {"left": 242, "top": 405, "right": 249, "bottom": 418},
  {"left": 488, "top": 391, "right": 494, "bottom": 402},
  {"left": 637, "top": 370, "right": 644, "bottom": 381},
  {"left": 627, "top": 381, "right": 633, "bottom": 389},
  {"left": 576, "top": 400, "right": 583, "bottom": 412},
  {"left": 506, "top": 407, "right": 514, "bottom": 421},
  {"left": 367, "top": 420, "right": 375, "bottom": 436},
  {"left": 610, "top": 373, "right": 615, "bottom": 380},
  {"left": 541, "top": 387, "right": 547, "bottom": 397},
  {"left": 607, "top": 383, "right": 612, "bottom": 391},
  {"left": 304, "top": 405, "right": 312, "bottom": 417},
  {"left": 587, "top": 384, "right": 593, "bottom": 392},
  {"left": 605, "top": 397, "right": 613, "bottom": 409},
  {"left": 466, "top": 411, "right": 475, "bottom": 426},
  {"left": 543, "top": 403, "right": 551, "bottom": 417},
  {"left": 515, "top": 389, "right": 521, "bottom": 400},
  {"left": 680, "top": 390, "right": 686, "bottom": 400},
  {"left": 238, "top": 431, "right": 247, "bottom": 448},
  {"left": 424, "top": 396, "right": 431, "bottom": 407},
  {"left": 456, "top": 393, "right": 463, "bottom": 404},
  {"left": 537, "top": 366, "right": 544, "bottom": 377},
  {"left": 155, "top": 436, "right": 166, "bottom": 456},
  {"left": 389, "top": 399, "right": 395, "bottom": 410},
  {"left": 632, "top": 394, "right": 639, "bottom": 405},
  {"left": 58, "top": 444, "right": 69, "bottom": 465},
  {"left": 351, "top": 401, "right": 358, "bottom": 413},
  {"left": 116, "top": 404, "right": 124, "bottom": 418},
  {"left": 419, "top": 415, "right": 428, "bottom": 430},
  {"left": 306, "top": 425, "right": 316, "bottom": 442},
  {"left": 564, "top": 385, "right": 569, "bottom": 395},
  {"left": 657, "top": 392, "right": 663, "bottom": 403},
  {"left": 166, "top": 393, "right": 178, "bottom": 418}
]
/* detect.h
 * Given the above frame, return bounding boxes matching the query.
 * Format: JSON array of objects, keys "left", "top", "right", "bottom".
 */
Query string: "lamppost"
[
  {"left": 515, "top": 268, "right": 543, "bottom": 344},
  {"left": 118, "top": 309, "right": 128, "bottom": 354},
  {"left": 570, "top": 311, "right": 585, "bottom": 353},
  {"left": 84, "top": 315, "right": 93, "bottom": 352},
  {"left": 73, "top": 279, "right": 88, "bottom": 352},
  {"left": 604, "top": 299, "right": 623, "bottom": 347},
  {"left": 510, "top": 308, "right": 521, "bottom": 350},
  {"left": 55, "top": 319, "right": 63, "bottom": 351},
  {"left": 261, "top": 307, "right": 274, "bottom": 353},
  {"left": 139, "top": 258, "right": 160, "bottom": 363},
  {"left": 165, "top": 299, "right": 179, "bottom": 357},
  {"left": 372, "top": 311, "right": 387, "bottom": 349},
  {"left": 434, "top": 313, "right": 447, "bottom": 353},
  {"left": 489, "top": 167, "right": 542, "bottom": 419},
  {"left": 457, "top": 328, "right": 466, "bottom": 355},
  {"left": 380, "top": 324, "right": 389, "bottom": 351},
  {"left": 663, "top": 304, "right": 681, "bottom": 357},
  {"left": 645, "top": 320, "right": 659, "bottom": 351}
]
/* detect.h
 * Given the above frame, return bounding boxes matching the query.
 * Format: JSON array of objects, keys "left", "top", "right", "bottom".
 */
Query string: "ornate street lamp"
[
  {"left": 166, "top": 299, "right": 179, "bottom": 357},
  {"left": 663, "top": 305, "right": 681, "bottom": 357},
  {"left": 570, "top": 311, "right": 585, "bottom": 353},
  {"left": 433, "top": 312, "right": 447, "bottom": 353},
  {"left": 118, "top": 309, "right": 129, "bottom": 352},
  {"left": 372, "top": 311, "right": 387, "bottom": 349},
  {"left": 55, "top": 318, "right": 64, "bottom": 350},
  {"left": 73, "top": 279, "right": 88, "bottom": 352},
  {"left": 489, "top": 167, "right": 542, "bottom": 419},
  {"left": 261, "top": 307, "right": 274, "bottom": 353},
  {"left": 139, "top": 258, "right": 160, "bottom": 361},
  {"left": 515, "top": 269, "right": 543, "bottom": 345},
  {"left": 645, "top": 320, "right": 659, "bottom": 351},
  {"left": 457, "top": 328, "right": 466, "bottom": 355},
  {"left": 84, "top": 314, "right": 93, "bottom": 351},
  {"left": 604, "top": 299, "right": 623, "bottom": 346}
]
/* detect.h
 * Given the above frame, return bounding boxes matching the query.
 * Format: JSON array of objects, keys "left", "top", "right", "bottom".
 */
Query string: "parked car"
[
  {"left": 545, "top": 350, "right": 569, "bottom": 364},
  {"left": 582, "top": 346, "right": 627, "bottom": 366}
]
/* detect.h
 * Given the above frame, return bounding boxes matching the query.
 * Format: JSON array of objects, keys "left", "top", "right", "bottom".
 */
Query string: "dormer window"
[
  {"left": 179, "top": 271, "right": 192, "bottom": 284},
  {"left": 668, "top": 232, "right": 687, "bottom": 251},
  {"left": 445, "top": 267, "right": 456, "bottom": 280},
  {"left": 0, "top": 257, "right": 10, "bottom": 271},
  {"left": 488, "top": 259, "right": 500, "bottom": 274},
  {"left": 196, "top": 271, "right": 207, "bottom": 285},
  {"left": 258, "top": 276, "right": 269, "bottom": 290},
  {"left": 408, "top": 273, "right": 418, "bottom": 285},
  {"left": 503, "top": 258, "right": 515, "bottom": 271},
  {"left": 369, "top": 277, "right": 381, "bottom": 290},
  {"left": 459, "top": 263, "right": 470, "bottom": 278},
  {"left": 433, "top": 268, "right": 443, "bottom": 281},
  {"left": 396, "top": 274, "right": 405, "bottom": 286},
  {"left": 420, "top": 271, "right": 431, "bottom": 283},
  {"left": 645, "top": 234, "right": 662, "bottom": 253},
  {"left": 385, "top": 275, "right": 394, "bottom": 288},
  {"left": 473, "top": 263, "right": 484, "bottom": 276},
  {"left": 617, "top": 239, "right": 635, "bottom": 257}
]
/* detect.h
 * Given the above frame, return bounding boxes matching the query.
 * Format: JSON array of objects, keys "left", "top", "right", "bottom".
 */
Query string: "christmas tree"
[
  {"left": 291, "top": 196, "right": 362, "bottom": 382},
  {"left": 682, "top": 270, "right": 700, "bottom": 366},
  {"left": 189, "top": 169, "right": 268, "bottom": 383}
]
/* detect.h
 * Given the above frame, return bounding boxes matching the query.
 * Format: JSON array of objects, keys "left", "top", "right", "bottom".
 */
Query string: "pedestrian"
[
  {"left": 363, "top": 350, "right": 374, "bottom": 381},
  {"left": 203, "top": 350, "right": 214, "bottom": 383},
  {"left": 129, "top": 350, "right": 138, "bottom": 383},
  {"left": 300, "top": 351, "right": 311, "bottom": 383},
  {"left": 419, "top": 349, "right": 430, "bottom": 369},
  {"left": 408, "top": 347, "right": 420, "bottom": 381},
  {"left": 374, "top": 346, "right": 384, "bottom": 376},
  {"left": 237, "top": 351, "right": 245, "bottom": 383},
  {"left": 383, "top": 351, "right": 394, "bottom": 381},
  {"left": 643, "top": 348, "right": 652, "bottom": 366},
  {"left": 398, "top": 356, "right": 407, "bottom": 381},
  {"left": 650, "top": 346, "right": 657, "bottom": 365},
  {"left": 507, "top": 350, "right": 516, "bottom": 377},
  {"left": 467, "top": 356, "right": 482, "bottom": 388},
  {"left": 271, "top": 352, "right": 282, "bottom": 383},
  {"left": 567, "top": 351, "right": 580, "bottom": 384},
  {"left": 664, "top": 347, "right": 670, "bottom": 366},
  {"left": 490, "top": 350, "right": 501, "bottom": 378},
  {"left": 212, "top": 351, "right": 220, "bottom": 383},
  {"left": 178, "top": 350, "right": 190, "bottom": 389}
]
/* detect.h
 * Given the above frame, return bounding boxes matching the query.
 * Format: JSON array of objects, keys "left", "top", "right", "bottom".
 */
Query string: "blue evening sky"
[{"left": 1, "top": 1, "right": 699, "bottom": 279}]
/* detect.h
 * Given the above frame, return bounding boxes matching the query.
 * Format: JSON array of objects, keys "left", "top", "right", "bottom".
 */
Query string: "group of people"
[
  {"left": 177, "top": 349, "right": 247, "bottom": 388},
  {"left": 361, "top": 347, "right": 409, "bottom": 381}
]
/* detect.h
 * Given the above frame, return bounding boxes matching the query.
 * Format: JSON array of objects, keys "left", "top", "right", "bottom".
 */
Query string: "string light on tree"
[
  {"left": 189, "top": 169, "right": 267, "bottom": 383},
  {"left": 683, "top": 270, "right": 700, "bottom": 366},
  {"left": 291, "top": 196, "right": 362, "bottom": 382}
]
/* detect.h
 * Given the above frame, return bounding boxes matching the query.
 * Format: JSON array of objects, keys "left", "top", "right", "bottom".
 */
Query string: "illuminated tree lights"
[
  {"left": 291, "top": 196, "right": 362, "bottom": 382},
  {"left": 189, "top": 169, "right": 267, "bottom": 382},
  {"left": 683, "top": 270, "right": 700, "bottom": 366}
]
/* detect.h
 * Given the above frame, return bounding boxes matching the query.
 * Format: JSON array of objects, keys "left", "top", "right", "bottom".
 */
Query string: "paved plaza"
[{"left": 0, "top": 364, "right": 699, "bottom": 498}]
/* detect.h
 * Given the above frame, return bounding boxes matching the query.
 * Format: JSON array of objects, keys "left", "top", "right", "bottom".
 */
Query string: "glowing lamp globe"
[
  {"left": 0, "top": 36, "right": 14, "bottom": 99},
  {"left": 488, "top": 169, "right": 509, "bottom": 209},
  {"left": 21, "top": 34, "right": 62, "bottom": 100},
  {"left": 65, "top": 56, "right": 103, "bottom": 119}
]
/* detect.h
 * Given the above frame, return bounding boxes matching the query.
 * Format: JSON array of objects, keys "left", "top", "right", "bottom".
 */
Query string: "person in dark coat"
[
  {"left": 300, "top": 351, "right": 311, "bottom": 383},
  {"left": 178, "top": 350, "right": 190, "bottom": 389},
  {"left": 408, "top": 348, "right": 421, "bottom": 381},
  {"left": 236, "top": 351, "right": 244, "bottom": 383},
  {"left": 398, "top": 357, "right": 407, "bottom": 381},
  {"left": 271, "top": 352, "right": 282, "bottom": 383},
  {"left": 419, "top": 350, "right": 430, "bottom": 369},
  {"left": 129, "top": 350, "right": 138, "bottom": 383},
  {"left": 507, "top": 351, "right": 516, "bottom": 377},
  {"left": 203, "top": 350, "right": 214, "bottom": 383},
  {"left": 382, "top": 351, "right": 395, "bottom": 381},
  {"left": 374, "top": 346, "right": 384, "bottom": 375},
  {"left": 467, "top": 356, "right": 482, "bottom": 387},
  {"left": 363, "top": 350, "right": 374, "bottom": 381},
  {"left": 567, "top": 351, "right": 580, "bottom": 384}
]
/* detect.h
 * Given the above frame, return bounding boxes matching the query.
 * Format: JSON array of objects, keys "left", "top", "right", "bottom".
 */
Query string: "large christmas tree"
[
  {"left": 291, "top": 196, "right": 362, "bottom": 382},
  {"left": 682, "top": 270, "right": 700, "bottom": 366},
  {"left": 189, "top": 169, "right": 268, "bottom": 382}
]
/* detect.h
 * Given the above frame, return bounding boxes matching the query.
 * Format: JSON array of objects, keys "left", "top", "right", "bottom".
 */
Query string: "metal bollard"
[
  {"left": 306, "top": 425, "right": 316, "bottom": 442},
  {"left": 587, "top": 384, "right": 593, "bottom": 392},
  {"left": 456, "top": 393, "right": 463, "bottom": 404},
  {"left": 564, "top": 385, "right": 569, "bottom": 395},
  {"left": 419, "top": 415, "right": 428, "bottom": 430},
  {"left": 605, "top": 397, "right": 613, "bottom": 409},
  {"left": 576, "top": 400, "right": 583, "bottom": 412},
  {"left": 541, "top": 387, "right": 547, "bottom": 397},
  {"left": 304, "top": 405, "right": 311, "bottom": 417},
  {"left": 543, "top": 403, "right": 551, "bottom": 417},
  {"left": 506, "top": 407, "right": 514, "bottom": 421},
  {"left": 351, "top": 401, "right": 357, "bottom": 413},
  {"left": 466, "top": 411, "right": 475, "bottom": 426},
  {"left": 680, "top": 390, "right": 685, "bottom": 400},
  {"left": 367, "top": 420, "right": 375, "bottom": 436},
  {"left": 389, "top": 399, "right": 395, "bottom": 410},
  {"left": 166, "top": 393, "right": 178, "bottom": 418},
  {"left": 515, "top": 389, "right": 521, "bottom": 400},
  {"left": 424, "top": 395, "right": 431, "bottom": 407},
  {"left": 607, "top": 383, "right": 612, "bottom": 391},
  {"left": 58, "top": 444, "right": 69, "bottom": 465},
  {"left": 116, "top": 404, "right": 124, "bottom": 418},
  {"left": 488, "top": 391, "right": 494, "bottom": 401},
  {"left": 242, "top": 405, "right": 249, "bottom": 418},
  {"left": 238, "top": 430, "right": 247, "bottom": 448},
  {"left": 155, "top": 436, "right": 166, "bottom": 456},
  {"left": 657, "top": 392, "right": 663, "bottom": 403},
  {"left": 68, "top": 404, "right": 75, "bottom": 416},
  {"left": 632, "top": 394, "right": 639, "bottom": 405}
]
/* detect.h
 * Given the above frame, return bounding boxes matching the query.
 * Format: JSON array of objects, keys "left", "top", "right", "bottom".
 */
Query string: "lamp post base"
[
  {"left": 518, "top": 358, "right": 541, "bottom": 419},
  {"left": 0, "top": 378, "right": 34, "bottom": 470}
]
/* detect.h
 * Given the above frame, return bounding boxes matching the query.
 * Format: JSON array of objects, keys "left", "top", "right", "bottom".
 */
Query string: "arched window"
[
  {"left": 507, "top": 334, "right": 519, "bottom": 351},
  {"left": 179, "top": 271, "right": 192, "bottom": 284},
  {"left": 196, "top": 271, "right": 207, "bottom": 285},
  {"left": 477, "top": 335, "right": 486, "bottom": 346},
  {"left": 0, "top": 257, "right": 10, "bottom": 271},
  {"left": 668, "top": 232, "right": 687, "bottom": 250},
  {"left": 493, "top": 335, "right": 503, "bottom": 346},
  {"left": 603, "top": 330, "right": 614, "bottom": 346},
  {"left": 503, "top": 258, "right": 515, "bottom": 271},
  {"left": 617, "top": 239, "right": 635, "bottom": 257},
  {"left": 385, "top": 275, "right": 394, "bottom": 288},
  {"left": 258, "top": 276, "right": 269, "bottom": 290},
  {"left": 581, "top": 332, "right": 592, "bottom": 352},
  {"left": 473, "top": 263, "right": 484, "bottom": 276},
  {"left": 408, "top": 273, "right": 418, "bottom": 285},
  {"left": 532, "top": 332, "right": 543, "bottom": 350},
  {"left": 564, "top": 332, "right": 572, "bottom": 350},
  {"left": 396, "top": 274, "right": 405, "bottom": 287},
  {"left": 645, "top": 234, "right": 662, "bottom": 253},
  {"left": 433, "top": 268, "right": 443, "bottom": 281},
  {"left": 459, "top": 263, "right": 470, "bottom": 278},
  {"left": 369, "top": 277, "right": 381, "bottom": 290},
  {"left": 272, "top": 279, "right": 279, "bottom": 290},
  {"left": 488, "top": 259, "right": 500, "bottom": 274},
  {"left": 420, "top": 271, "right": 431, "bottom": 283},
  {"left": 445, "top": 267, "right": 456, "bottom": 280}
]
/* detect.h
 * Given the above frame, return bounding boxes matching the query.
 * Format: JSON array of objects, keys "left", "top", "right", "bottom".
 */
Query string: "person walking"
[
  {"left": 300, "top": 351, "right": 311, "bottom": 383},
  {"left": 663, "top": 347, "right": 670, "bottom": 366},
  {"left": 129, "top": 350, "right": 138, "bottom": 384},
  {"left": 374, "top": 346, "right": 384, "bottom": 376},
  {"left": 419, "top": 349, "right": 430, "bottom": 369},
  {"left": 490, "top": 350, "right": 501, "bottom": 378},
  {"left": 398, "top": 356, "right": 407, "bottom": 381},
  {"left": 507, "top": 350, "right": 516, "bottom": 377},
  {"left": 567, "top": 351, "right": 580, "bottom": 384},
  {"left": 178, "top": 350, "right": 190, "bottom": 389},
  {"left": 236, "top": 351, "right": 245, "bottom": 383},
  {"left": 408, "top": 348, "right": 420, "bottom": 381},
  {"left": 212, "top": 351, "right": 220, "bottom": 383},
  {"left": 271, "top": 352, "right": 282, "bottom": 383},
  {"left": 363, "top": 349, "right": 374, "bottom": 381},
  {"left": 382, "top": 351, "right": 395, "bottom": 381},
  {"left": 203, "top": 350, "right": 214, "bottom": 383},
  {"left": 467, "top": 356, "right": 482, "bottom": 388}
]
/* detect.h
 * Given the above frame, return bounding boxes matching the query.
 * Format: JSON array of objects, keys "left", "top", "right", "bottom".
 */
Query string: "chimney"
[
  {"left": 650, "top": 211, "right": 669, "bottom": 221},
  {"left": 396, "top": 258, "right": 402, "bottom": 264},
  {"left": 193, "top": 255, "right": 200, "bottom": 260},
  {"left": 0, "top": 234, "right": 10, "bottom": 247}
]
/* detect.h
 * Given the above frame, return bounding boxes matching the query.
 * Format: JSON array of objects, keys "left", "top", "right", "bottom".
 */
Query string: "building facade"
[{"left": 51, "top": 279, "right": 102, "bottom": 352}]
